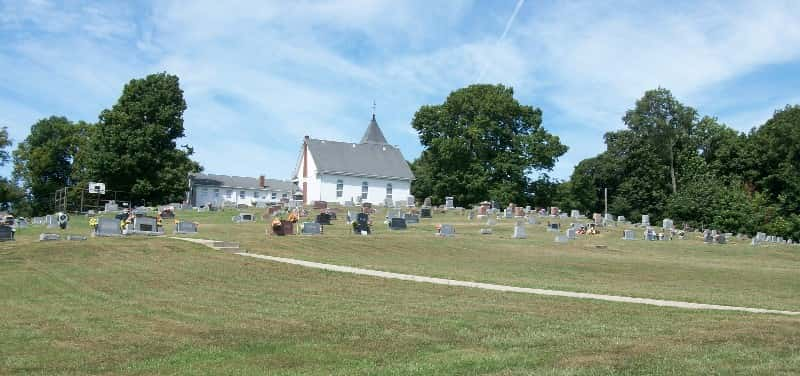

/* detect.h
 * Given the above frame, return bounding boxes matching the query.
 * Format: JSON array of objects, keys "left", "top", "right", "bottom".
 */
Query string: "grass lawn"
[{"left": 2, "top": 208, "right": 799, "bottom": 374}]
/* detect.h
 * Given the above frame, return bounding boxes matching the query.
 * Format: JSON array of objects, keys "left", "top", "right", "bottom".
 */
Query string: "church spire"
[{"left": 360, "top": 103, "right": 388, "bottom": 144}]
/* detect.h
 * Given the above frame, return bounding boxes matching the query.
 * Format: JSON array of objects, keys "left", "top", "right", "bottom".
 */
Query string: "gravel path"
[{"left": 174, "top": 237, "right": 800, "bottom": 316}]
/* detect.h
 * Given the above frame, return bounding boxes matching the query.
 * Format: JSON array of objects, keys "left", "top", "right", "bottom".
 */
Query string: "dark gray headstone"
[
  {"left": 315, "top": 213, "right": 332, "bottom": 225},
  {"left": 389, "top": 217, "right": 407, "bottom": 230},
  {"left": 420, "top": 208, "right": 432, "bottom": 218},
  {"left": 0, "top": 225, "right": 14, "bottom": 241},
  {"left": 354, "top": 213, "right": 370, "bottom": 234}
]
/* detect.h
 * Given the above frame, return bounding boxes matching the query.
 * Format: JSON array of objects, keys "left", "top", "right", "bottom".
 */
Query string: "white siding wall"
[
  {"left": 298, "top": 149, "right": 321, "bottom": 205},
  {"left": 315, "top": 174, "right": 410, "bottom": 205},
  {"left": 195, "top": 186, "right": 288, "bottom": 207}
]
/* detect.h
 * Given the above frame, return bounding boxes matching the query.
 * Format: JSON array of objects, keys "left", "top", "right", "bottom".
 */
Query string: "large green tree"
[
  {"left": 75, "top": 72, "right": 200, "bottom": 205},
  {"left": 748, "top": 105, "right": 800, "bottom": 214},
  {"left": 622, "top": 88, "right": 697, "bottom": 195},
  {"left": 0, "top": 126, "right": 23, "bottom": 212},
  {"left": 410, "top": 84, "right": 567, "bottom": 206},
  {"left": 12, "top": 117, "right": 88, "bottom": 215}
]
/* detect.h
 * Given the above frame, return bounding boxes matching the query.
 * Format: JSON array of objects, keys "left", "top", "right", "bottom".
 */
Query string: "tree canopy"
[
  {"left": 410, "top": 84, "right": 567, "bottom": 206},
  {"left": 75, "top": 72, "right": 201, "bottom": 205},
  {"left": 559, "top": 88, "right": 800, "bottom": 240},
  {"left": 12, "top": 117, "right": 88, "bottom": 215}
]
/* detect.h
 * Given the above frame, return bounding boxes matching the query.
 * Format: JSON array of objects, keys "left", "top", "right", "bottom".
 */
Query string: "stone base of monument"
[{"left": 66, "top": 235, "right": 87, "bottom": 241}]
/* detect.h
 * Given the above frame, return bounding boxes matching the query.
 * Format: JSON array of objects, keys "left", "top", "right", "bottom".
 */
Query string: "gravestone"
[
  {"left": 641, "top": 215, "right": 650, "bottom": 226},
  {"left": 622, "top": 229, "right": 636, "bottom": 240},
  {"left": 315, "top": 213, "right": 332, "bottom": 225},
  {"left": 32, "top": 217, "right": 45, "bottom": 225},
  {"left": 387, "top": 209, "right": 403, "bottom": 219},
  {"left": 703, "top": 230, "right": 713, "bottom": 243},
  {"left": 593, "top": 213, "right": 603, "bottom": 224},
  {"left": 39, "top": 233, "right": 60, "bottom": 241},
  {"left": 554, "top": 235, "right": 569, "bottom": 243},
  {"left": 301, "top": 222, "right": 322, "bottom": 235},
  {"left": 313, "top": 201, "right": 328, "bottom": 209},
  {"left": 662, "top": 219, "right": 674, "bottom": 231},
  {"left": 423, "top": 197, "right": 432, "bottom": 208},
  {"left": 527, "top": 216, "right": 537, "bottom": 225},
  {"left": 445, "top": 196, "right": 454, "bottom": 209},
  {"left": 547, "top": 222, "right": 560, "bottom": 232},
  {"left": 0, "top": 225, "right": 14, "bottom": 241},
  {"left": 559, "top": 213, "right": 568, "bottom": 219},
  {"left": 104, "top": 201, "right": 120, "bottom": 212},
  {"left": 480, "top": 228, "right": 493, "bottom": 235},
  {"left": 514, "top": 207, "right": 525, "bottom": 217},
  {"left": 503, "top": 209, "right": 513, "bottom": 219},
  {"left": 567, "top": 228, "right": 577, "bottom": 240},
  {"left": 403, "top": 214, "right": 419, "bottom": 224},
  {"left": 66, "top": 235, "right": 87, "bottom": 241},
  {"left": 617, "top": 216, "right": 626, "bottom": 223},
  {"left": 467, "top": 211, "right": 475, "bottom": 221},
  {"left": 645, "top": 228, "right": 657, "bottom": 241},
  {"left": 95, "top": 218, "right": 123, "bottom": 237},
  {"left": 407, "top": 196, "right": 415, "bottom": 208},
  {"left": 420, "top": 208, "right": 432, "bottom": 218},
  {"left": 128, "top": 216, "right": 163, "bottom": 235},
  {"left": 486, "top": 218, "right": 497, "bottom": 226},
  {"left": 45, "top": 214, "right": 55, "bottom": 229},
  {"left": 570, "top": 210, "right": 580, "bottom": 218},
  {"left": 175, "top": 221, "right": 198, "bottom": 234},
  {"left": 389, "top": 217, "right": 407, "bottom": 230},
  {"left": 512, "top": 221, "right": 527, "bottom": 239},
  {"left": 354, "top": 213, "right": 370, "bottom": 234},
  {"left": 717, "top": 233, "right": 727, "bottom": 244},
  {"left": 437, "top": 224, "right": 455, "bottom": 237}
]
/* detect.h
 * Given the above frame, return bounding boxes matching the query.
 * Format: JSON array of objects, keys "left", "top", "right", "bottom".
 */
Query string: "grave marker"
[
  {"left": 389, "top": 217, "right": 407, "bottom": 230},
  {"left": 567, "top": 228, "right": 577, "bottom": 240},
  {"left": 175, "top": 221, "right": 198, "bottom": 234},
  {"left": 315, "top": 213, "right": 332, "bottom": 225},
  {"left": 622, "top": 229, "right": 636, "bottom": 240},
  {"left": 403, "top": 214, "right": 419, "bottom": 224},
  {"left": 554, "top": 235, "right": 569, "bottom": 243},
  {"left": 437, "top": 224, "right": 455, "bottom": 237},
  {"left": 0, "top": 225, "right": 14, "bottom": 241},
  {"left": 354, "top": 213, "right": 370, "bottom": 234},
  {"left": 420, "top": 208, "right": 432, "bottom": 218},
  {"left": 445, "top": 196, "right": 454, "bottom": 209},
  {"left": 95, "top": 218, "right": 123, "bottom": 237},
  {"left": 301, "top": 222, "right": 322, "bottom": 235},
  {"left": 39, "top": 233, "right": 60, "bottom": 241},
  {"left": 641, "top": 215, "right": 650, "bottom": 226},
  {"left": 512, "top": 221, "right": 527, "bottom": 239}
]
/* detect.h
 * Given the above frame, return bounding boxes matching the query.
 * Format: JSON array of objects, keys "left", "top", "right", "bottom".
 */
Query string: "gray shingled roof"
[
  {"left": 307, "top": 139, "right": 414, "bottom": 180},
  {"left": 191, "top": 173, "right": 294, "bottom": 191},
  {"left": 360, "top": 115, "right": 388, "bottom": 144}
]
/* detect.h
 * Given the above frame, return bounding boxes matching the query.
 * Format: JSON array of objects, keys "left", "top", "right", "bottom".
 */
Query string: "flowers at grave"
[{"left": 88, "top": 217, "right": 98, "bottom": 230}]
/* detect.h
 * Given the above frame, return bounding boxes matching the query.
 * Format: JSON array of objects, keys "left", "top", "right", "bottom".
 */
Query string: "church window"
[
  {"left": 361, "top": 181, "right": 368, "bottom": 199},
  {"left": 386, "top": 183, "right": 392, "bottom": 200},
  {"left": 336, "top": 180, "right": 343, "bottom": 198}
]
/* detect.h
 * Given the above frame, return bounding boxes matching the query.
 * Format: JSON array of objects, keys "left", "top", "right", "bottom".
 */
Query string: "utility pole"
[{"left": 604, "top": 187, "right": 608, "bottom": 216}]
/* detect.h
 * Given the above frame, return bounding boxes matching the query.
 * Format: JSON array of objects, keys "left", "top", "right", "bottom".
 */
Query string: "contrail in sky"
[{"left": 477, "top": 0, "right": 526, "bottom": 82}]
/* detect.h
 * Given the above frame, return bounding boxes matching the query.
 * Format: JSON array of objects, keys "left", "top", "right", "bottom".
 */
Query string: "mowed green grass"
[
  {"left": 2, "top": 209, "right": 799, "bottom": 374},
  {"left": 172, "top": 208, "right": 800, "bottom": 311}
]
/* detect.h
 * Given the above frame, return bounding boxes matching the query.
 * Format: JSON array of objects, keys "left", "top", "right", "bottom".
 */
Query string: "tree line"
[
  {"left": 410, "top": 85, "right": 800, "bottom": 240},
  {"left": 3, "top": 73, "right": 201, "bottom": 216}
]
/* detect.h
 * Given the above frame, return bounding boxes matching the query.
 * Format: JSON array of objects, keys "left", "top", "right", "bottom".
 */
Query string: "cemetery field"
[
  {"left": 2, "top": 231, "right": 800, "bottom": 375},
  {"left": 2, "top": 210, "right": 799, "bottom": 374},
  {"left": 180, "top": 209, "right": 800, "bottom": 312}
]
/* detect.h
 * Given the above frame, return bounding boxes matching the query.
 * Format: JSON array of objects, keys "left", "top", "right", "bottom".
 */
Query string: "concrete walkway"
[{"left": 173, "top": 237, "right": 800, "bottom": 316}]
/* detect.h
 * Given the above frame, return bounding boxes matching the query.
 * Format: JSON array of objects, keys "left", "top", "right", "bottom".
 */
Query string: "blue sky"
[{"left": 2, "top": 0, "right": 800, "bottom": 181}]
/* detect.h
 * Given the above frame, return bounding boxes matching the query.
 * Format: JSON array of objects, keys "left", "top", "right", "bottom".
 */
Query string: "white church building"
[{"left": 293, "top": 114, "right": 414, "bottom": 205}]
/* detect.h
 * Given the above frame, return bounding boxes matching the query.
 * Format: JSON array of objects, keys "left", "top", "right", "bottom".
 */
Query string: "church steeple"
[{"left": 360, "top": 103, "right": 388, "bottom": 144}]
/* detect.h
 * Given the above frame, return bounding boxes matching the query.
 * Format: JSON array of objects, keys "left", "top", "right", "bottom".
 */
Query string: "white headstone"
[{"left": 512, "top": 222, "right": 527, "bottom": 239}]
